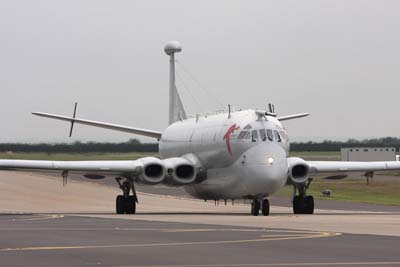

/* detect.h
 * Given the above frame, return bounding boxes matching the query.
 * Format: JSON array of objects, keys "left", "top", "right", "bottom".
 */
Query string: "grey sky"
[{"left": 0, "top": 1, "right": 399, "bottom": 143}]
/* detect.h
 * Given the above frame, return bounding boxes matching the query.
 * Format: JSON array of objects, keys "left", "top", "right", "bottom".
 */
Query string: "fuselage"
[{"left": 159, "top": 109, "right": 290, "bottom": 200}]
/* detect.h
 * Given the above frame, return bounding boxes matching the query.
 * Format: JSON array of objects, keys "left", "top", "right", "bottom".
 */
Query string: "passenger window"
[
  {"left": 259, "top": 129, "right": 267, "bottom": 141},
  {"left": 274, "top": 130, "right": 281, "bottom": 142},
  {"left": 267, "top": 129, "right": 274, "bottom": 141},
  {"left": 251, "top": 130, "right": 259, "bottom": 142}
]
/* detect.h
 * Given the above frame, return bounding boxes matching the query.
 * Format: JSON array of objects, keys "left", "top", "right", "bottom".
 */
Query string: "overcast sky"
[{"left": 0, "top": 1, "right": 399, "bottom": 143}]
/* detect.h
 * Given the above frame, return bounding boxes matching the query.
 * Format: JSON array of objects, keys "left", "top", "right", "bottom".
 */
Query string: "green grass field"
[
  {"left": 277, "top": 177, "right": 400, "bottom": 206},
  {"left": 1, "top": 151, "right": 399, "bottom": 206}
]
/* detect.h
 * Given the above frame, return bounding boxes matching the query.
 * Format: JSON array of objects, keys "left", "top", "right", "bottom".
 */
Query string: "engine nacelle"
[
  {"left": 161, "top": 157, "right": 197, "bottom": 186},
  {"left": 136, "top": 157, "right": 166, "bottom": 185},
  {"left": 287, "top": 157, "right": 310, "bottom": 184}
]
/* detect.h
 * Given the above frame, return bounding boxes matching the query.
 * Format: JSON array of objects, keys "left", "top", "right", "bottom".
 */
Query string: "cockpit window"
[
  {"left": 274, "top": 130, "right": 282, "bottom": 142},
  {"left": 267, "top": 129, "right": 274, "bottom": 141},
  {"left": 279, "top": 131, "right": 287, "bottom": 141},
  {"left": 238, "top": 131, "right": 250, "bottom": 140},
  {"left": 251, "top": 130, "right": 259, "bottom": 142},
  {"left": 259, "top": 129, "right": 266, "bottom": 141}
]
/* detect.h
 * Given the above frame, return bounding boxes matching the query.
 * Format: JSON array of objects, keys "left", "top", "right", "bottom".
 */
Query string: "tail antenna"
[{"left": 69, "top": 102, "right": 77, "bottom": 137}]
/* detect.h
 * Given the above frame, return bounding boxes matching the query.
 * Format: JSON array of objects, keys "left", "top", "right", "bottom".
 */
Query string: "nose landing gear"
[
  {"left": 292, "top": 178, "right": 314, "bottom": 214},
  {"left": 115, "top": 177, "right": 138, "bottom": 214},
  {"left": 250, "top": 198, "right": 270, "bottom": 216}
]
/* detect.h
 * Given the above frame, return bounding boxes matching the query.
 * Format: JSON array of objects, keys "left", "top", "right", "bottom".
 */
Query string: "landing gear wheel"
[
  {"left": 115, "top": 177, "right": 138, "bottom": 215},
  {"left": 305, "top": 196, "right": 314, "bottom": 214},
  {"left": 261, "top": 199, "right": 270, "bottom": 216},
  {"left": 293, "top": 195, "right": 314, "bottom": 214},
  {"left": 293, "top": 196, "right": 304, "bottom": 214},
  {"left": 251, "top": 199, "right": 260, "bottom": 216},
  {"left": 116, "top": 195, "right": 125, "bottom": 214},
  {"left": 125, "top": 196, "right": 136, "bottom": 214}
]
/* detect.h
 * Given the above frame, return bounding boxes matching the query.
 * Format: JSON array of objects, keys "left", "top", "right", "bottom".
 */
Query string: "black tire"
[
  {"left": 293, "top": 196, "right": 305, "bottom": 214},
  {"left": 251, "top": 200, "right": 260, "bottom": 216},
  {"left": 116, "top": 195, "right": 125, "bottom": 214},
  {"left": 125, "top": 196, "right": 136, "bottom": 214},
  {"left": 305, "top": 196, "right": 314, "bottom": 214},
  {"left": 261, "top": 199, "right": 270, "bottom": 216}
]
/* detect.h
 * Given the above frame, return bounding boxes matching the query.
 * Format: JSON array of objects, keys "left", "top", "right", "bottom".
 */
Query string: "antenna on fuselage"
[
  {"left": 266, "top": 103, "right": 277, "bottom": 117},
  {"left": 164, "top": 41, "right": 187, "bottom": 125}
]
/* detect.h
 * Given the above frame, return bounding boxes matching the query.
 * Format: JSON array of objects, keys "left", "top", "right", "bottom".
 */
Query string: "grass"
[
  {"left": 1, "top": 151, "right": 399, "bottom": 206},
  {"left": 277, "top": 177, "right": 400, "bottom": 206}
]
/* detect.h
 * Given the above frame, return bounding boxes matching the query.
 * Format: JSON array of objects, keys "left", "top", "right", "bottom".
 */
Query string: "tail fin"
[{"left": 164, "top": 41, "right": 187, "bottom": 125}]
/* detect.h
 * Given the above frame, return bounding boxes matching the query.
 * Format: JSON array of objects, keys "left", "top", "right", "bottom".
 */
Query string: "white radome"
[{"left": 164, "top": 41, "right": 182, "bottom": 55}]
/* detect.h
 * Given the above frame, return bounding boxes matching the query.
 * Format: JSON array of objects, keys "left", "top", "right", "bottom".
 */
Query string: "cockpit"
[{"left": 237, "top": 127, "right": 288, "bottom": 143}]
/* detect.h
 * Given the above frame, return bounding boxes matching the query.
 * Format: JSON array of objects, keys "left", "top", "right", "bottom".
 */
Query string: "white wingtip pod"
[
  {"left": 136, "top": 157, "right": 166, "bottom": 184},
  {"left": 287, "top": 157, "right": 311, "bottom": 184},
  {"left": 161, "top": 157, "right": 197, "bottom": 186}
]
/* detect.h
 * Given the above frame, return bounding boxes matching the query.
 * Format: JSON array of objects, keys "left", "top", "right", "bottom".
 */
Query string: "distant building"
[{"left": 341, "top": 147, "right": 396, "bottom": 161}]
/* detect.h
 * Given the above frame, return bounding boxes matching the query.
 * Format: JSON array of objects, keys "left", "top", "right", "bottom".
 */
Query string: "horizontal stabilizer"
[
  {"left": 277, "top": 113, "right": 310, "bottom": 121},
  {"left": 32, "top": 112, "right": 162, "bottom": 139}
]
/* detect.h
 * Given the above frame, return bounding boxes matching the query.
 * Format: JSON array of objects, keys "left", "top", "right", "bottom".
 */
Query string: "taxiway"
[{"left": 0, "top": 171, "right": 399, "bottom": 267}]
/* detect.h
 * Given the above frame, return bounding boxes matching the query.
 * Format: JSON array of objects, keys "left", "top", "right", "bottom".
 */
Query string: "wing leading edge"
[
  {"left": 0, "top": 159, "right": 142, "bottom": 173},
  {"left": 307, "top": 160, "right": 400, "bottom": 174}
]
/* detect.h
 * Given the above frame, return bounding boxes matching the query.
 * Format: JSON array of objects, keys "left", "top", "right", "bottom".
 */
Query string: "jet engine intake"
[
  {"left": 287, "top": 157, "right": 310, "bottom": 184},
  {"left": 161, "top": 157, "right": 197, "bottom": 186},
  {"left": 136, "top": 157, "right": 165, "bottom": 184}
]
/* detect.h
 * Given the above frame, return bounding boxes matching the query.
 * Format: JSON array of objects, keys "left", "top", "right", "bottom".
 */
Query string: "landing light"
[{"left": 267, "top": 157, "right": 274, "bottom": 165}]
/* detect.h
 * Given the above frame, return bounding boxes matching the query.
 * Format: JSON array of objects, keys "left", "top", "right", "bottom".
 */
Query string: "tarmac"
[{"left": 0, "top": 171, "right": 399, "bottom": 267}]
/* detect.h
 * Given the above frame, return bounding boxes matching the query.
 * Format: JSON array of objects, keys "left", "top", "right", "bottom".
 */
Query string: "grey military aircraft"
[{"left": 1, "top": 41, "right": 399, "bottom": 216}]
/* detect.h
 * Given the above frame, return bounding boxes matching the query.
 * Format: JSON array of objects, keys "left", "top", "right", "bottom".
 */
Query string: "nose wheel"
[
  {"left": 115, "top": 177, "right": 137, "bottom": 214},
  {"left": 292, "top": 179, "right": 314, "bottom": 214},
  {"left": 250, "top": 198, "right": 270, "bottom": 216}
]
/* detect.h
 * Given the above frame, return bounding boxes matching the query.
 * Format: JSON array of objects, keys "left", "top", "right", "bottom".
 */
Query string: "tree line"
[
  {"left": 290, "top": 137, "right": 400, "bottom": 151},
  {"left": 1, "top": 137, "right": 399, "bottom": 153},
  {"left": 0, "top": 139, "right": 157, "bottom": 153}
]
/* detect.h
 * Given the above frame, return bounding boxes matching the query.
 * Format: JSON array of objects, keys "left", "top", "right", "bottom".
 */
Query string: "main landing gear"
[
  {"left": 292, "top": 178, "right": 314, "bottom": 214},
  {"left": 115, "top": 177, "right": 138, "bottom": 214},
  {"left": 251, "top": 198, "right": 270, "bottom": 216}
]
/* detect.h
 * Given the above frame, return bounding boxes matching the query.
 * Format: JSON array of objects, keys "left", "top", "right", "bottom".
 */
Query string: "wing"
[
  {"left": 307, "top": 160, "right": 400, "bottom": 174},
  {"left": 0, "top": 156, "right": 199, "bottom": 185},
  {"left": 0, "top": 157, "right": 166, "bottom": 183},
  {"left": 32, "top": 112, "right": 162, "bottom": 139}
]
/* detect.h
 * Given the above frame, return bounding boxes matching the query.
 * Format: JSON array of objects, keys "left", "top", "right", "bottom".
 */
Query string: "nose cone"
[
  {"left": 239, "top": 143, "right": 288, "bottom": 195},
  {"left": 164, "top": 41, "right": 182, "bottom": 55}
]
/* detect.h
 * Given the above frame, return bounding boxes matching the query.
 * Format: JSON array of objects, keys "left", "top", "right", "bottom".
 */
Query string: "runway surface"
[
  {"left": 0, "top": 171, "right": 399, "bottom": 267},
  {"left": 0, "top": 214, "right": 399, "bottom": 267}
]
